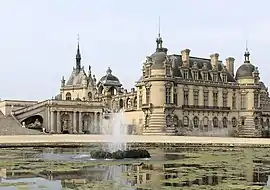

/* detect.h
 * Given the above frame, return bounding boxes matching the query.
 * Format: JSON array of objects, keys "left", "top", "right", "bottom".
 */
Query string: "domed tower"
[
  {"left": 137, "top": 32, "right": 175, "bottom": 135},
  {"left": 97, "top": 67, "right": 122, "bottom": 108},
  {"left": 235, "top": 47, "right": 261, "bottom": 137}
]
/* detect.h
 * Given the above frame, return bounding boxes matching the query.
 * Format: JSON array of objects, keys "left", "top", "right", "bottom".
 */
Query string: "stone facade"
[{"left": 2, "top": 36, "right": 270, "bottom": 137}]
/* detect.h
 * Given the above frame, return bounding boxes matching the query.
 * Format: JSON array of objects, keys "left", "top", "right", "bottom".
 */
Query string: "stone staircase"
[
  {"left": 238, "top": 116, "right": 256, "bottom": 138},
  {"left": 0, "top": 113, "right": 42, "bottom": 135},
  {"left": 143, "top": 112, "right": 175, "bottom": 136}
]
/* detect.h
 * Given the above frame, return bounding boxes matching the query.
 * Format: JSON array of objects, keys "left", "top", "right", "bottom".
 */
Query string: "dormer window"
[
  {"left": 203, "top": 72, "right": 208, "bottom": 81},
  {"left": 183, "top": 70, "right": 188, "bottom": 79},
  {"left": 193, "top": 71, "right": 198, "bottom": 80},
  {"left": 212, "top": 73, "right": 218, "bottom": 82},
  {"left": 222, "top": 73, "right": 227, "bottom": 83}
]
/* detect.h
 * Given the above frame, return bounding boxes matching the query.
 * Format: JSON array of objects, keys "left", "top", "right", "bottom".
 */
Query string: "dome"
[
  {"left": 235, "top": 63, "right": 255, "bottom": 79},
  {"left": 98, "top": 67, "right": 121, "bottom": 87},
  {"left": 151, "top": 48, "right": 168, "bottom": 69}
]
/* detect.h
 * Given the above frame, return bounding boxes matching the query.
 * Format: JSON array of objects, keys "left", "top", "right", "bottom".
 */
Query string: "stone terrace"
[{"left": 1, "top": 135, "right": 270, "bottom": 148}]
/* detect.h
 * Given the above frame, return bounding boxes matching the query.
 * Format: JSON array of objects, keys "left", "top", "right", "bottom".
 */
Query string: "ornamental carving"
[{"left": 164, "top": 81, "right": 172, "bottom": 88}]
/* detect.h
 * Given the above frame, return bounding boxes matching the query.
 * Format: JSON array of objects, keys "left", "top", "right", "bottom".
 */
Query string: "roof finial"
[
  {"left": 76, "top": 34, "right": 81, "bottom": 71},
  {"left": 156, "top": 16, "right": 163, "bottom": 50},
  {"left": 158, "top": 16, "right": 161, "bottom": 38},
  {"left": 245, "top": 39, "right": 248, "bottom": 52}
]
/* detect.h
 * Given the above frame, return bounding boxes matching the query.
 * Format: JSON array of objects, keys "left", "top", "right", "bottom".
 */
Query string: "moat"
[{"left": 1, "top": 146, "right": 270, "bottom": 190}]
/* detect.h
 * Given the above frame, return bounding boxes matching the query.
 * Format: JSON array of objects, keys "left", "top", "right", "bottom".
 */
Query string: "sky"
[{"left": 1, "top": 0, "right": 270, "bottom": 100}]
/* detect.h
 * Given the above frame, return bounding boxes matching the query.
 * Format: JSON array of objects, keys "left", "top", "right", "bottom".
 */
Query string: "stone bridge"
[{"left": 13, "top": 99, "right": 104, "bottom": 134}]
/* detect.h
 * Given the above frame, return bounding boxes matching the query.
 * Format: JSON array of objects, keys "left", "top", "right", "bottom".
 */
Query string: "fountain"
[
  {"left": 107, "top": 109, "right": 127, "bottom": 152},
  {"left": 90, "top": 109, "right": 150, "bottom": 159}
]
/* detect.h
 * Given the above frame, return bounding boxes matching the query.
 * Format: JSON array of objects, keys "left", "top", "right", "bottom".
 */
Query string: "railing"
[{"left": 182, "top": 105, "right": 230, "bottom": 110}]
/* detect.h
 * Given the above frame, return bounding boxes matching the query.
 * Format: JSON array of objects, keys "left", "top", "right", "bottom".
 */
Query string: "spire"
[
  {"left": 156, "top": 16, "right": 163, "bottom": 51},
  {"left": 76, "top": 34, "right": 81, "bottom": 71},
  {"left": 244, "top": 40, "right": 250, "bottom": 63}
]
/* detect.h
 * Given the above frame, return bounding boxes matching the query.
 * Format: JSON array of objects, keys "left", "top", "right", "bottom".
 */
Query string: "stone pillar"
[
  {"left": 73, "top": 111, "right": 77, "bottom": 133},
  {"left": 78, "top": 112, "right": 82, "bottom": 133},
  {"left": 50, "top": 111, "right": 55, "bottom": 133},
  {"left": 93, "top": 112, "right": 97, "bottom": 133},
  {"left": 56, "top": 111, "right": 61, "bottom": 133},
  {"left": 47, "top": 107, "right": 51, "bottom": 132}
]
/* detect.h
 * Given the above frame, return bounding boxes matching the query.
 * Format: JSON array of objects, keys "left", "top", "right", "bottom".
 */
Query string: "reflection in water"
[{"left": 3, "top": 147, "right": 270, "bottom": 189}]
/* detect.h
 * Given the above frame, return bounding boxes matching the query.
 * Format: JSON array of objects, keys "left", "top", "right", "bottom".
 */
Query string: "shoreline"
[{"left": 0, "top": 135, "right": 270, "bottom": 148}]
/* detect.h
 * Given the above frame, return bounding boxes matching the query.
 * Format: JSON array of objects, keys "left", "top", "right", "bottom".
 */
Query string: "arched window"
[
  {"left": 88, "top": 92, "right": 92, "bottom": 100},
  {"left": 126, "top": 98, "right": 131, "bottom": 109},
  {"left": 166, "top": 115, "right": 171, "bottom": 127},
  {"left": 203, "top": 117, "right": 208, "bottom": 127},
  {"left": 193, "top": 116, "right": 199, "bottom": 128},
  {"left": 119, "top": 99, "right": 124, "bottom": 109},
  {"left": 134, "top": 97, "right": 137, "bottom": 108},
  {"left": 267, "top": 118, "right": 270, "bottom": 128},
  {"left": 213, "top": 117, "right": 218, "bottom": 128},
  {"left": 222, "top": 117, "right": 228, "bottom": 128},
  {"left": 66, "top": 92, "right": 71, "bottom": 100},
  {"left": 254, "top": 117, "right": 259, "bottom": 129},
  {"left": 232, "top": 117, "right": 237, "bottom": 128},
  {"left": 183, "top": 116, "right": 189, "bottom": 127}
]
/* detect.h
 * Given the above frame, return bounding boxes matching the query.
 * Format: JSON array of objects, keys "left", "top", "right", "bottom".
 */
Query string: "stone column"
[
  {"left": 73, "top": 111, "right": 77, "bottom": 133},
  {"left": 47, "top": 107, "right": 51, "bottom": 133},
  {"left": 93, "top": 112, "right": 97, "bottom": 133},
  {"left": 50, "top": 111, "right": 55, "bottom": 133},
  {"left": 56, "top": 111, "right": 61, "bottom": 133},
  {"left": 78, "top": 112, "right": 82, "bottom": 133}
]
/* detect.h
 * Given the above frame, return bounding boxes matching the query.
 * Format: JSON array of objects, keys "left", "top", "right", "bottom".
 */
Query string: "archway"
[
  {"left": 108, "top": 87, "right": 117, "bottom": 96},
  {"left": 133, "top": 97, "right": 137, "bottom": 108},
  {"left": 183, "top": 116, "right": 189, "bottom": 127},
  {"left": 22, "top": 115, "right": 43, "bottom": 131},
  {"left": 193, "top": 116, "right": 199, "bottom": 128},
  {"left": 66, "top": 92, "right": 71, "bottom": 100},
  {"left": 126, "top": 98, "right": 131, "bottom": 109},
  {"left": 61, "top": 113, "right": 71, "bottom": 134},
  {"left": 166, "top": 115, "right": 171, "bottom": 127},
  {"left": 88, "top": 92, "right": 92, "bottom": 100},
  {"left": 119, "top": 99, "right": 124, "bottom": 109},
  {"left": 213, "top": 117, "right": 218, "bottom": 128},
  {"left": 254, "top": 117, "right": 259, "bottom": 129},
  {"left": 82, "top": 114, "right": 91, "bottom": 134}
]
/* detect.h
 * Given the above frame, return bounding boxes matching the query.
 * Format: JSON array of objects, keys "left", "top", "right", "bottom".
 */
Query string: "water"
[{"left": 103, "top": 109, "right": 127, "bottom": 152}]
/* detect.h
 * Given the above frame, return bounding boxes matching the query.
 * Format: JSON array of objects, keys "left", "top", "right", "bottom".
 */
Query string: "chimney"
[
  {"left": 225, "top": 57, "right": 235, "bottom": 77},
  {"left": 181, "top": 49, "right": 191, "bottom": 67},
  {"left": 210, "top": 53, "right": 219, "bottom": 68}
]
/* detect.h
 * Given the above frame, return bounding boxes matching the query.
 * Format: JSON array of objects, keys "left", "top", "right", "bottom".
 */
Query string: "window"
[
  {"left": 193, "top": 90, "right": 199, "bottom": 106},
  {"left": 203, "top": 91, "right": 208, "bottom": 106},
  {"left": 139, "top": 91, "right": 142, "bottom": 108},
  {"left": 165, "top": 87, "right": 171, "bottom": 104},
  {"left": 254, "top": 92, "right": 259, "bottom": 108},
  {"left": 88, "top": 92, "right": 92, "bottom": 100},
  {"left": 232, "top": 117, "right": 237, "bottom": 127},
  {"left": 222, "top": 117, "right": 228, "bottom": 128},
  {"left": 146, "top": 88, "right": 150, "bottom": 104},
  {"left": 241, "top": 117, "right": 245, "bottom": 125},
  {"left": 254, "top": 117, "right": 259, "bottom": 129},
  {"left": 223, "top": 92, "right": 228, "bottom": 107},
  {"left": 222, "top": 74, "right": 227, "bottom": 83},
  {"left": 203, "top": 117, "right": 208, "bottom": 127},
  {"left": 193, "top": 116, "right": 199, "bottom": 128},
  {"left": 134, "top": 97, "right": 137, "bottom": 108},
  {"left": 193, "top": 71, "right": 198, "bottom": 80},
  {"left": 66, "top": 92, "right": 71, "bottom": 100},
  {"left": 213, "top": 92, "right": 218, "bottom": 107},
  {"left": 183, "top": 70, "right": 188, "bottom": 79},
  {"left": 241, "top": 94, "right": 247, "bottom": 110},
  {"left": 183, "top": 116, "right": 189, "bottom": 127},
  {"left": 213, "top": 73, "right": 218, "bottom": 82},
  {"left": 213, "top": 117, "right": 218, "bottom": 128},
  {"left": 184, "top": 90, "right": 189, "bottom": 105},
  {"left": 166, "top": 66, "right": 170, "bottom": 76},
  {"left": 203, "top": 72, "right": 208, "bottom": 81},
  {"left": 173, "top": 88, "right": 178, "bottom": 105},
  {"left": 232, "top": 93, "right": 236, "bottom": 109}
]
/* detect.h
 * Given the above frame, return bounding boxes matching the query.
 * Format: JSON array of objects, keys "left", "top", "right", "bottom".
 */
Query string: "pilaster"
[
  {"left": 73, "top": 111, "right": 77, "bottom": 133},
  {"left": 56, "top": 111, "right": 61, "bottom": 133}
]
